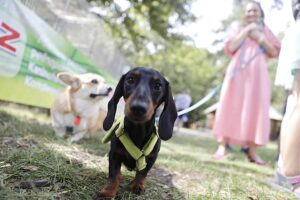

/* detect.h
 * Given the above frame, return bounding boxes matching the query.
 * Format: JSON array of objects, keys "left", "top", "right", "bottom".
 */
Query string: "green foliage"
[{"left": 88, "top": 0, "right": 196, "bottom": 53}]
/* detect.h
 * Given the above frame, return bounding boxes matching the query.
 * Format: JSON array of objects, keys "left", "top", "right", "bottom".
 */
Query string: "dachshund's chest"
[
  {"left": 114, "top": 136, "right": 161, "bottom": 171},
  {"left": 120, "top": 147, "right": 138, "bottom": 170}
]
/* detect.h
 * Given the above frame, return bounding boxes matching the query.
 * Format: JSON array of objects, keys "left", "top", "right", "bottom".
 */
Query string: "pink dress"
[{"left": 213, "top": 26, "right": 281, "bottom": 146}]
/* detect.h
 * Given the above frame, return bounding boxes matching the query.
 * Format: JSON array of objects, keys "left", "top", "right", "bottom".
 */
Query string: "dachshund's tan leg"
[
  {"left": 96, "top": 170, "right": 121, "bottom": 200},
  {"left": 127, "top": 171, "right": 146, "bottom": 195}
]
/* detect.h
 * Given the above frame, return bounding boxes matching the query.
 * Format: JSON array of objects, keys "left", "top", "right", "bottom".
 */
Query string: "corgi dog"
[{"left": 51, "top": 72, "right": 112, "bottom": 142}]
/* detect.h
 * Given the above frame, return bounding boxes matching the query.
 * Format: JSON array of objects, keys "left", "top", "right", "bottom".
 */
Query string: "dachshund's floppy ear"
[
  {"left": 103, "top": 75, "right": 125, "bottom": 131},
  {"left": 158, "top": 83, "right": 177, "bottom": 140}
]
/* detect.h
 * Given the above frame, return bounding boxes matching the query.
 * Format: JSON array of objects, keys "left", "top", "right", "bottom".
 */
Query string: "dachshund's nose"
[{"left": 130, "top": 100, "right": 147, "bottom": 116}]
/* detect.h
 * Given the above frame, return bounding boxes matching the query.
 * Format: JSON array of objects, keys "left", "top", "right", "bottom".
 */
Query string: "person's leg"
[
  {"left": 280, "top": 72, "right": 300, "bottom": 193},
  {"left": 247, "top": 142, "right": 266, "bottom": 165},
  {"left": 213, "top": 137, "right": 228, "bottom": 158}
]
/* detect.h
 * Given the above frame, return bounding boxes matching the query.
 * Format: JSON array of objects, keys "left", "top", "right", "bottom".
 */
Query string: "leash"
[
  {"left": 177, "top": 42, "right": 264, "bottom": 116},
  {"left": 177, "top": 84, "right": 221, "bottom": 116}
]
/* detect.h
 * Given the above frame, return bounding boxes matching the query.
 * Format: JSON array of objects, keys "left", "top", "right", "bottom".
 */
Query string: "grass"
[{"left": 0, "top": 106, "right": 296, "bottom": 200}]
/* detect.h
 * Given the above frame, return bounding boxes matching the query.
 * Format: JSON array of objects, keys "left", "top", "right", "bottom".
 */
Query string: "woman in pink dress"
[{"left": 212, "top": 1, "right": 281, "bottom": 165}]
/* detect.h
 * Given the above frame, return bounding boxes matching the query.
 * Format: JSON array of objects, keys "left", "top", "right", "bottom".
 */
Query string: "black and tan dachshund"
[{"left": 96, "top": 67, "right": 177, "bottom": 199}]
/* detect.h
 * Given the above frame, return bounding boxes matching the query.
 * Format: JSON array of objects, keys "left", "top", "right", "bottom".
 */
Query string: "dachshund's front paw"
[
  {"left": 94, "top": 188, "right": 117, "bottom": 200},
  {"left": 127, "top": 181, "right": 145, "bottom": 195}
]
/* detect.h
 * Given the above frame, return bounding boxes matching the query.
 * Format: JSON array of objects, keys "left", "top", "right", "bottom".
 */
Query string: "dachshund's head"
[{"left": 103, "top": 67, "right": 177, "bottom": 140}]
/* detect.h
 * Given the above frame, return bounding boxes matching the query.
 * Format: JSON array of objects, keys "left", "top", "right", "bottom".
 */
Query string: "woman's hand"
[
  {"left": 227, "top": 22, "right": 264, "bottom": 53},
  {"left": 244, "top": 22, "right": 262, "bottom": 35},
  {"left": 249, "top": 29, "right": 265, "bottom": 44},
  {"left": 248, "top": 26, "right": 278, "bottom": 57}
]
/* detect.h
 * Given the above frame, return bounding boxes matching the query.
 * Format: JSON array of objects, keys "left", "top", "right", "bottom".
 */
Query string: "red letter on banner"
[{"left": 0, "top": 22, "right": 20, "bottom": 54}]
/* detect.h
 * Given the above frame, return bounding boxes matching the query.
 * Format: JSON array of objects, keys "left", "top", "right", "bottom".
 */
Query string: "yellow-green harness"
[{"left": 102, "top": 118, "right": 159, "bottom": 171}]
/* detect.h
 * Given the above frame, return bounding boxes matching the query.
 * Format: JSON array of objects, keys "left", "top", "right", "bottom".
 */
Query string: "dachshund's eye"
[
  {"left": 153, "top": 82, "right": 162, "bottom": 91},
  {"left": 126, "top": 76, "right": 135, "bottom": 84},
  {"left": 91, "top": 79, "right": 98, "bottom": 84}
]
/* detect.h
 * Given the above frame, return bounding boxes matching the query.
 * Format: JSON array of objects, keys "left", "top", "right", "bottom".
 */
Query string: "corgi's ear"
[{"left": 57, "top": 72, "right": 81, "bottom": 90}]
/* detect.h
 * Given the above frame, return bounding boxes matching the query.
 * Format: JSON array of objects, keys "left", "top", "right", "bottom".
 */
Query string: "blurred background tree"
[{"left": 88, "top": 0, "right": 196, "bottom": 58}]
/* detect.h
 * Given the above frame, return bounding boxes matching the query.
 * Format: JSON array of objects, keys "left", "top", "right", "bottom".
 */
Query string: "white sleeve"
[{"left": 274, "top": 23, "right": 300, "bottom": 90}]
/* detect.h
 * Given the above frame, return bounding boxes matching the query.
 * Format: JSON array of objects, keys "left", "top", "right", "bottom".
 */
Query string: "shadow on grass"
[{"left": 0, "top": 111, "right": 186, "bottom": 200}]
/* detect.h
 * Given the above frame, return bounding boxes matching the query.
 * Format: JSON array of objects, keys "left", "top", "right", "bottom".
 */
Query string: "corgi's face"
[{"left": 58, "top": 72, "right": 112, "bottom": 101}]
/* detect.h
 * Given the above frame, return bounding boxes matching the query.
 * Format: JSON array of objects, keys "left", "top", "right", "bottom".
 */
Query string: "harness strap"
[
  {"left": 101, "top": 117, "right": 122, "bottom": 144},
  {"left": 102, "top": 118, "right": 158, "bottom": 171}
]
